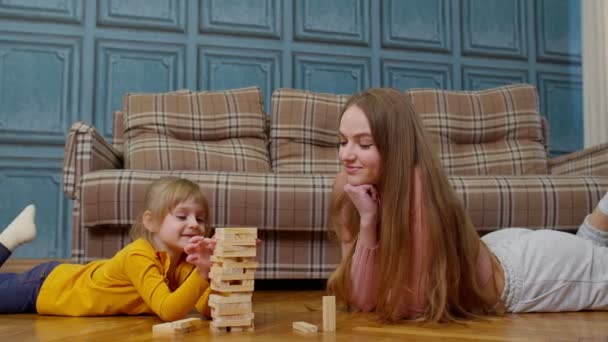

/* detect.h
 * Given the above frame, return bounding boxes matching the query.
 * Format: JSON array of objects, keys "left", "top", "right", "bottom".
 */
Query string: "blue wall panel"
[
  {"left": 0, "top": 0, "right": 82, "bottom": 23},
  {"left": 294, "top": 52, "right": 370, "bottom": 94},
  {"left": 535, "top": 0, "right": 581, "bottom": 63},
  {"left": 462, "top": 66, "right": 528, "bottom": 90},
  {"left": 538, "top": 72, "right": 583, "bottom": 154},
  {"left": 382, "top": 59, "right": 452, "bottom": 90},
  {"left": 95, "top": 40, "right": 184, "bottom": 137},
  {"left": 462, "top": 0, "right": 527, "bottom": 59},
  {"left": 0, "top": 170, "right": 68, "bottom": 258},
  {"left": 0, "top": 0, "right": 582, "bottom": 258},
  {"left": 382, "top": 0, "right": 451, "bottom": 53},
  {"left": 200, "top": 0, "right": 281, "bottom": 39},
  {"left": 295, "top": 0, "right": 369, "bottom": 45},
  {"left": 97, "top": 0, "right": 186, "bottom": 32},
  {"left": 199, "top": 46, "right": 280, "bottom": 111},
  {"left": 0, "top": 34, "right": 80, "bottom": 145}
]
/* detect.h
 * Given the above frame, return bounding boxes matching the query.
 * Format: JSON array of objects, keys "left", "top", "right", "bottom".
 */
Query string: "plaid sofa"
[{"left": 62, "top": 84, "right": 608, "bottom": 279}]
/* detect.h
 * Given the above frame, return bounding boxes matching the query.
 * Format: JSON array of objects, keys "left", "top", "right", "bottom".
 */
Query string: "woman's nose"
[{"left": 339, "top": 145, "right": 355, "bottom": 161}]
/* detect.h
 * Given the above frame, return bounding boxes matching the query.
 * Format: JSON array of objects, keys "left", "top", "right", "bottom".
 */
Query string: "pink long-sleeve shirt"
[{"left": 348, "top": 170, "right": 494, "bottom": 318}]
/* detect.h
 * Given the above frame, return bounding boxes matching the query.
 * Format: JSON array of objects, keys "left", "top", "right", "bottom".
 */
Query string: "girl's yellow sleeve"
[{"left": 125, "top": 251, "right": 209, "bottom": 322}]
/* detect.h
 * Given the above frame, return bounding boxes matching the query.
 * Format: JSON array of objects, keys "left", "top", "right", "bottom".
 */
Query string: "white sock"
[
  {"left": 599, "top": 192, "right": 608, "bottom": 216},
  {"left": 0, "top": 204, "right": 37, "bottom": 251}
]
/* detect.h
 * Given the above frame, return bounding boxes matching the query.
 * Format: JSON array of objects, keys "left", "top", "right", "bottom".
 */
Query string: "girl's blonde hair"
[
  {"left": 129, "top": 177, "right": 210, "bottom": 243},
  {"left": 327, "top": 88, "right": 496, "bottom": 322}
]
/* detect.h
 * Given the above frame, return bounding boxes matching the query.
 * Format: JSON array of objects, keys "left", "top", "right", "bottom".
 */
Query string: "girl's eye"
[
  {"left": 360, "top": 144, "right": 372, "bottom": 149},
  {"left": 176, "top": 215, "right": 187, "bottom": 220},
  {"left": 338, "top": 141, "right": 347, "bottom": 147},
  {"left": 197, "top": 218, "right": 205, "bottom": 224}
]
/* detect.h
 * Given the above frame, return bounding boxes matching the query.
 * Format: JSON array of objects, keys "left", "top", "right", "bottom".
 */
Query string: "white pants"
[{"left": 482, "top": 217, "right": 608, "bottom": 313}]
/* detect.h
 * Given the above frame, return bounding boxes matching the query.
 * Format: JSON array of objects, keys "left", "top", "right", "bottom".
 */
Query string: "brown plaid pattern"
[
  {"left": 73, "top": 170, "right": 608, "bottom": 278},
  {"left": 123, "top": 87, "right": 270, "bottom": 171},
  {"left": 63, "top": 84, "right": 608, "bottom": 279},
  {"left": 63, "top": 122, "right": 123, "bottom": 199},
  {"left": 270, "top": 88, "right": 350, "bottom": 173},
  {"left": 408, "top": 84, "right": 549, "bottom": 175},
  {"left": 76, "top": 170, "right": 341, "bottom": 279},
  {"left": 549, "top": 142, "right": 608, "bottom": 176}
]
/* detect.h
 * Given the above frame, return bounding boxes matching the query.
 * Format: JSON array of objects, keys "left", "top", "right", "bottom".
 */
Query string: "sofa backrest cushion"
[
  {"left": 407, "top": 84, "right": 548, "bottom": 175},
  {"left": 270, "top": 88, "right": 349, "bottom": 173},
  {"left": 122, "top": 87, "right": 270, "bottom": 172}
]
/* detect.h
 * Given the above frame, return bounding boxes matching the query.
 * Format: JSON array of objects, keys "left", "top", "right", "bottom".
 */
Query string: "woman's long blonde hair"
[
  {"left": 129, "top": 177, "right": 210, "bottom": 243},
  {"left": 327, "top": 88, "right": 495, "bottom": 322}
]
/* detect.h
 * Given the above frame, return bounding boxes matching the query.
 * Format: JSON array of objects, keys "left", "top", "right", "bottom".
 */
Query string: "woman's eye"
[
  {"left": 360, "top": 144, "right": 372, "bottom": 149},
  {"left": 338, "top": 141, "right": 347, "bottom": 147},
  {"left": 176, "top": 215, "right": 186, "bottom": 220}
]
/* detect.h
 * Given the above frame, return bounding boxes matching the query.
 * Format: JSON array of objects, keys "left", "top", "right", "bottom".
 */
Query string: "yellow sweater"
[{"left": 36, "top": 239, "right": 210, "bottom": 322}]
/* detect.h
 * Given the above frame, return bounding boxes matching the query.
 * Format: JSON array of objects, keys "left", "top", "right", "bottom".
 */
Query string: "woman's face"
[{"left": 338, "top": 105, "right": 381, "bottom": 185}]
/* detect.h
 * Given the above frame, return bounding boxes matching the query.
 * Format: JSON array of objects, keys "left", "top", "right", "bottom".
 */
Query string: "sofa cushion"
[
  {"left": 407, "top": 84, "right": 548, "bottom": 175},
  {"left": 270, "top": 88, "right": 350, "bottom": 173},
  {"left": 122, "top": 87, "right": 270, "bottom": 172}
]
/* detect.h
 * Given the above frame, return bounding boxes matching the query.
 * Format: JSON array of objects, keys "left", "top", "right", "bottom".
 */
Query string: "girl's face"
[
  {"left": 338, "top": 105, "right": 381, "bottom": 185},
  {"left": 147, "top": 197, "right": 206, "bottom": 257}
]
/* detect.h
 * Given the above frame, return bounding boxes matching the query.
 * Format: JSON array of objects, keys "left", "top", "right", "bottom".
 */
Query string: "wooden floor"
[{"left": 1, "top": 288, "right": 607, "bottom": 342}]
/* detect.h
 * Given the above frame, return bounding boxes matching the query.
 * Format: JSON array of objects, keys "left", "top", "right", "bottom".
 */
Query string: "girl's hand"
[
  {"left": 184, "top": 236, "right": 216, "bottom": 278},
  {"left": 343, "top": 183, "right": 380, "bottom": 227}
]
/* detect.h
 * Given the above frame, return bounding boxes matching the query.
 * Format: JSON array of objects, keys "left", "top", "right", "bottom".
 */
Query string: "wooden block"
[
  {"left": 323, "top": 296, "right": 336, "bottom": 332},
  {"left": 209, "top": 269, "right": 255, "bottom": 281},
  {"left": 210, "top": 302, "right": 252, "bottom": 316},
  {"left": 214, "top": 245, "right": 256, "bottom": 257},
  {"left": 215, "top": 227, "right": 258, "bottom": 234},
  {"left": 209, "top": 293, "right": 252, "bottom": 304},
  {"left": 211, "top": 279, "right": 254, "bottom": 292},
  {"left": 210, "top": 322, "right": 254, "bottom": 333},
  {"left": 210, "top": 266, "right": 245, "bottom": 275},
  {"left": 215, "top": 227, "right": 257, "bottom": 242},
  {"left": 210, "top": 256, "right": 259, "bottom": 268},
  {"left": 215, "top": 239, "right": 256, "bottom": 246},
  {"left": 292, "top": 321, "right": 318, "bottom": 333},
  {"left": 213, "top": 312, "right": 254, "bottom": 322},
  {"left": 210, "top": 318, "right": 254, "bottom": 328},
  {"left": 152, "top": 318, "right": 203, "bottom": 334}
]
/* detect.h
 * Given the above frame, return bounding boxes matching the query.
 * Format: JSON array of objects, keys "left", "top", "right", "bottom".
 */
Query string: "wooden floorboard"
[{"left": 0, "top": 290, "right": 607, "bottom": 341}]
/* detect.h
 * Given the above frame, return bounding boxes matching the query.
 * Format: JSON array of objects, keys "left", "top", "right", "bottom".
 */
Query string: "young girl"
[
  {"left": 327, "top": 88, "right": 608, "bottom": 322},
  {"left": 0, "top": 177, "right": 217, "bottom": 321}
]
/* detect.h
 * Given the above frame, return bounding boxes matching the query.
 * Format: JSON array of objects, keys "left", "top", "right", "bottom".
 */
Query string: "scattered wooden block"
[
  {"left": 152, "top": 317, "right": 203, "bottom": 334},
  {"left": 323, "top": 296, "right": 336, "bottom": 332},
  {"left": 292, "top": 321, "right": 318, "bottom": 333}
]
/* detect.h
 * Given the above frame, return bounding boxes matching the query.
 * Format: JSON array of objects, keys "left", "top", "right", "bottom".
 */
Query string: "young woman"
[
  {"left": 0, "top": 177, "right": 217, "bottom": 321},
  {"left": 327, "top": 88, "right": 608, "bottom": 322}
]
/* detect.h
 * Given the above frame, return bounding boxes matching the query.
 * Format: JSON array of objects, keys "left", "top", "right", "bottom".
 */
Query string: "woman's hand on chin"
[{"left": 343, "top": 183, "right": 380, "bottom": 226}]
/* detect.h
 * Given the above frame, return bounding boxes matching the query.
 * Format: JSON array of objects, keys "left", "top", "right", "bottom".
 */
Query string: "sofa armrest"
[
  {"left": 63, "top": 122, "right": 123, "bottom": 199},
  {"left": 548, "top": 142, "right": 608, "bottom": 176}
]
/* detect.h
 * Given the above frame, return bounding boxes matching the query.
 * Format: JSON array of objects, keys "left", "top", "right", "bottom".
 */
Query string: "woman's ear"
[{"left": 142, "top": 210, "right": 158, "bottom": 233}]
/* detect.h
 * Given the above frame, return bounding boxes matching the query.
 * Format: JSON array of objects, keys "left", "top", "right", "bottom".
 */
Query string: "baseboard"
[{"left": 1, "top": 258, "right": 69, "bottom": 273}]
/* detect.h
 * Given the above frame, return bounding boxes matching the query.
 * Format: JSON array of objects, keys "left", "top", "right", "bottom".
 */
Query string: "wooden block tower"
[{"left": 208, "top": 227, "right": 258, "bottom": 333}]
